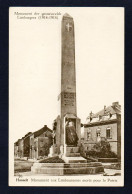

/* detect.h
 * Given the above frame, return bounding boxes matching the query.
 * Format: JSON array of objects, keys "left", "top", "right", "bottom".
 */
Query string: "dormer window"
[{"left": 108, "top": 112, "right": 112, "bottom": 119}]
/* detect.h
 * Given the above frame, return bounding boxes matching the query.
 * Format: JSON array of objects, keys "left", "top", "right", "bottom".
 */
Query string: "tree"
[{"left": 86, "top": 139, "right": 117, "bottom": 158}]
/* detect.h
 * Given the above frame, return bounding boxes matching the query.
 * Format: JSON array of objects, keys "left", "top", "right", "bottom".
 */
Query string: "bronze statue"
[{"left": 65, "top": 119, "right": 78, "bottom": 146}]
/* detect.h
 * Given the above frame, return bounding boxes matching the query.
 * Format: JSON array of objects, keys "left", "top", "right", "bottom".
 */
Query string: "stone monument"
[
  {"left": 31, "top": 13, "right": 104, "bottom": 175},
  {"left": 50, "top": 13, "right": 86, "bottom": 163}
]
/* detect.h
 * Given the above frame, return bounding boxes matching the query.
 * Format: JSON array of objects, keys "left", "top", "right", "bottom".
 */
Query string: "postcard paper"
[{"left": 9, "top": 7, "right": 124, "bottom": 186}]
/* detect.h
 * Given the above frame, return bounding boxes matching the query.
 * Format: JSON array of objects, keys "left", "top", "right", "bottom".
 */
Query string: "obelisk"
[
  {"left": 60, "top": 13, "right": 76, "bottom": 117},
  {"left": 54, "top": 13, "right": 83, "bottom": 161}
]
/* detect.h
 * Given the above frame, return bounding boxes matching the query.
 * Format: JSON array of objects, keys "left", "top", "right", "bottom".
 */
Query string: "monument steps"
[
  {"left": 61, "top": 156, "right": 87, "bottom": 163},
  {"left": 66, "top": 146, "right": 79, "bottom": 153},
  {"left": 65, "top": 162, "right": 103, "bottom": 168},
  {"left": 64, "top": 166, "right": 104, "bottom": 174},
  {"left": 65, "top": 153, "right": 81, "bottom": 157},
  {"left": 31, "top": 163, "right": 104, "bottom": 175},
  {"left": 32, "top": 162, "right": 103, "bottom": 168}
]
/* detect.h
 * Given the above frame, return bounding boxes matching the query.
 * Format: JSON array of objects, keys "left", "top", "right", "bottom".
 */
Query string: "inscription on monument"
[{"left": 64, "top": 92, "right": 75, "bottom": 106}]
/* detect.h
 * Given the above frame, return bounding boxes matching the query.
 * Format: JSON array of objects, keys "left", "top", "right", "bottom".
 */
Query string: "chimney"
[
  {"left": 98, "top": 114, "right": 102, "bottom": 120},
  {"left": 90, "top": 111, "right": 93, "bottom": 117},
  {"left": 112, "top": 102, "right": 119, "bottom": 107},
  {"left": 89, "top": 111, "right": 93, "bottom": 122},
  {"left": 44, "top": 125, "right": 47, "bottom": 127},
  {"left": 104, "top": 105, "right": 106, "bottom": 114}
]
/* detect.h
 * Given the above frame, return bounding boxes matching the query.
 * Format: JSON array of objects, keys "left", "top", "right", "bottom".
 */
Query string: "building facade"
[
  {"left": 17, "top": 138, "right": 23, "bottom": 158},
  {"left": 23, "top": 132, "right": 32, "bottom": 158},
  {"left": 14, "top": 141, "right": 19, "bottom": 157},
  {"left": 30, "top": 125, "right": 53, "bottom": 159},
  {"left": 14, "top": 125, "right": 53, "bottom": 159},
  {"left": 83, "top": 102, "right": 121, "bottom": 161}
]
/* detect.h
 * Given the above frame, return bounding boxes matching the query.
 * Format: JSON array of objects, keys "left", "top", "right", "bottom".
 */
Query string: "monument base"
[
  {"left": 31, "top": 144, "right": 104, "bottom": 175},
  {"left": 60, "top": 145, "right": 87, "bottom": 163},
  {"left": 61, "top": 156, "right": 87, "bottom": 163},
  {"left": 31, "top": 145, "right": 104, "bottom": 175},
  {"left": 31, "top": 162, "right": 104, "bottom": 175},
  {"left": 48, "top": 144, "right": 86, "bottom": 161}
]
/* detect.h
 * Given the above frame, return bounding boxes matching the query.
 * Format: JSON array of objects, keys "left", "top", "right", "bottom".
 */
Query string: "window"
[
  {"left": 106, "top": 127, "right": 111, "bottom": 139},
  {"left": 87, "top": 132, "right": 90, "bottom": 140},
  {"left": 40, "top": 141, "right": 44, "bottom": 148},
  {"left": 96, "top": 128, "right": 101, "bottom": 142},
  {"left": 96, "top": 128, "right": 101, "bottom": 137},
  {"left": 87, "top": 128, "right": 91, "bottom": 140}
]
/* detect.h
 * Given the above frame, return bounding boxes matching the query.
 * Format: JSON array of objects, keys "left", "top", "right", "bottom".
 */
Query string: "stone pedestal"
[
  {"left": 54, "top": 113, "right": 87, "bottom": 163},
  {"left": 55, "top": 114, "right": 81, "bottom": 151},
  {"left": 31, "top": 162, "right": 104, "bottom": 175},
  {"left": 55, "top": 113, "right": 86, "bottom": 163},
  {"left": 61, "top": 145, "right": 87, "bottom": 163}
]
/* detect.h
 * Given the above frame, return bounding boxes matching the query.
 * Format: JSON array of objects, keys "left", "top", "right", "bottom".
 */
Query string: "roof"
[
  {"left": 33, "top": 125, "right": 52, "bottom": 138},
  {"left": 85, "top": 102, "right": 121, "bottom": 126},
  {"left": 87, "top": 102, "right": 121, "bottom": 120},
  {"left": 14, "top": 141, "right": 18, "bottom": 146},
  {"left": 23, "top": 132, "right": 32, "bottom": 139},
  {"left": 17, "top": 138, "right": 23, "bottom": 144}
]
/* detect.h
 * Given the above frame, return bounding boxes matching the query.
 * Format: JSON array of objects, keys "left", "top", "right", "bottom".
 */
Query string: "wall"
[
  {"left": 38, "top": 137, "right": 49, "bottom": 157},
  {"left": 29, "top": 130, "right": 53, "bottom": 159},
  {"left": 18, "top": 139, "right": 23, "bottom": 157},
  {"left": 30, "top": 134, "right": 34, "bottom": 159},
  {"left": 23, "top": 135, "right": 31, "bottom": 157},
  {"left": 84, "top": 123, "right": 118, "bottom": 154},
  {"left": 117, "top": 115, "right": 121, "bottom": 160},
  {"left": 14, "top": 145, "right": 18, "bottom": 157}
]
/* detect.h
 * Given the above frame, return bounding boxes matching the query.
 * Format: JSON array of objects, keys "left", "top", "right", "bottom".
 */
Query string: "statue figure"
[
  {"left": 65, "top": 119, "right": 78, "bottom": 146},
  {"left": 52, "top": 130, "right": 56, "bottom": 145},
  {"left": 52, "top": 120, "right": 57, "bottom": 145}
]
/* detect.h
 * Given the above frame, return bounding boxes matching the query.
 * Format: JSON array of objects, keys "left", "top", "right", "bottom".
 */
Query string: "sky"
[{"left": 9, "top": 7, "right": 124, "bottom": 142}]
